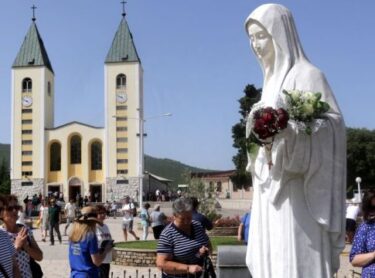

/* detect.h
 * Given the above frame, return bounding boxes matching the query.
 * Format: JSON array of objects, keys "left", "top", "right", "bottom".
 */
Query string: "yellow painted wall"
[
  {"left": 46, "top": 123, "right": 104, "bottom": 198},
  {"left": 12, "top": 67, "right": 54, "bottom": 180},
  {"left": 105, "top": 62, "right": 143, "bottom": 179}
]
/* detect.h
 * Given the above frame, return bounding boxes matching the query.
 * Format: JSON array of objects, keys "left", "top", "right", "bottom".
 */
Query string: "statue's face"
[{"left": 248, "top": 23, "right": 274, "bottom": 62}]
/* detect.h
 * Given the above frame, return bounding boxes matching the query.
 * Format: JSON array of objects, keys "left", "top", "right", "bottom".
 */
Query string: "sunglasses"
[{"left": 5, "top": 205, "right": 21, "bottom": 211}]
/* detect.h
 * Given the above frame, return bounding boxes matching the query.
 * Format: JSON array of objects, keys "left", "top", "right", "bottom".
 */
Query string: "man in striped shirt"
[{"left": 156, "top": 197, "right": 212, "bottom": 278}]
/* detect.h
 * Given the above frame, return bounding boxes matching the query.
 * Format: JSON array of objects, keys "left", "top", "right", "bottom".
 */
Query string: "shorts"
[
  {"left": 346, "top": 218, "right": 357, "bottom": 233},
  {"left": 122, "top": 220, "right": 134, "bottom": 231}
]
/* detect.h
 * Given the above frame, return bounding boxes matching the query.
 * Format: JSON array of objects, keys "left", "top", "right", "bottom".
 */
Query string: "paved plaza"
[{"left": 34, "top": 202, "right": 360, "bottom": 277}]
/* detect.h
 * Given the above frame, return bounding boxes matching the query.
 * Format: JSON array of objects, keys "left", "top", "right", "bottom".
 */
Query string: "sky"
[{"left": 0, "top": 0, "right": 374, "bottom": 171}]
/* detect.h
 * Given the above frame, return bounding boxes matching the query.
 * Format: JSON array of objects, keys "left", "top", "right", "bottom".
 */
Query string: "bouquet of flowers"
[
  {"left": 246, "top": 103, "right": 289, "bottom": 169},
  {"left": 282, "top": 90, "right": 330, "bottom": 135}
]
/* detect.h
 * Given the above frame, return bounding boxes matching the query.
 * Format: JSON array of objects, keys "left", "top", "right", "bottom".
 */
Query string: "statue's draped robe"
[{"left": 245, "top": 4, "right": 346, "bottom": 278}]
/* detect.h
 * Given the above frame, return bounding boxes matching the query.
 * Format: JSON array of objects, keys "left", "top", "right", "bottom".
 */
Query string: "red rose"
[
  {"left": 276, "top": 108, "right": 289, "bottom": 130},
  {"left": 261, "top": 107, "right": 276, "bottom": 123}
]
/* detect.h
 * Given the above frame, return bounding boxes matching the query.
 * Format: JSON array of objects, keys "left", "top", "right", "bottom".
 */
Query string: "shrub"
[{"left": 214, "top": 215, "right": 241, "bottom": 227}]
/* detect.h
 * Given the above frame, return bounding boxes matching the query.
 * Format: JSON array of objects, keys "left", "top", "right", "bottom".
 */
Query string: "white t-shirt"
[
  {"left": 65, "top": 203, "right": 76, "bottom": 218},
  {"left": 122, "top": 203, "right": 134, "bottom": 221},
  {"left": 346, "top": 204, "right": 360, "bottom": 220},
  {"left": 96, "top": 224, "right": 112, "bottom": 264}
]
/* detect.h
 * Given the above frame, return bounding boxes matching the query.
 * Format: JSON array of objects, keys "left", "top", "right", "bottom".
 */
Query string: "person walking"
[
  {"left": 121, "top": 196, "right": 139, "bottom": 241},
  {"left": 150, "top": 204, "right": 167, "bottom": 240},
  {"left": 64, "top": 199, "right": 76, "bottom": 236},
  {"left": 48, "top": 198, "right": 62, "bottom": 245},
  {"left": 39, "top": 199, "right": 49, "bottom": 242},
  {"left": 140, "top": 203, "right": 151, "bottom": 240},
  {"left": 95, "top": 205, "right": 113, "bottom": 278}
]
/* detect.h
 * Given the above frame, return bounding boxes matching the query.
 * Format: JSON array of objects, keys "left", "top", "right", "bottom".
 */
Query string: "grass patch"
[{"left": 115, "top": 236, "right": 242, "bottom": 251}]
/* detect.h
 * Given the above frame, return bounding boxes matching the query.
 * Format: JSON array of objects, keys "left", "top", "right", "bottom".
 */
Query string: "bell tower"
[
  {"left": 11, "top": 12, "right": 54, "bottom": 197},
  {"left": 104, "top": 8, "right": 143, "bottom": 200}
]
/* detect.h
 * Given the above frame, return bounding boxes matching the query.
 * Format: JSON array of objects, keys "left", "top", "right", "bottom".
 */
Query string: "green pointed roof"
[
  {"left": 105, "top": 18, "right": 140, "bottom": 63},
  {"left": 13, "top": 22, "right": 53, "bottom": 73}
]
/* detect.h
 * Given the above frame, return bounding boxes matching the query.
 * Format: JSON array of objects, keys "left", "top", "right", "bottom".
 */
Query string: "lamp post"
[
  {"left": 355, "top": 177, "right": 362, "bottom": 203},
  {"left": 137, "top": 112, "right": 171, "bottom": 209}
]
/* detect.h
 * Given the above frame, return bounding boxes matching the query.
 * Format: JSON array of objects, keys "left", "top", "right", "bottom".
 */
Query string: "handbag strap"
[{"left": 0, "top": 263, "right": 10, "bottom": 278}]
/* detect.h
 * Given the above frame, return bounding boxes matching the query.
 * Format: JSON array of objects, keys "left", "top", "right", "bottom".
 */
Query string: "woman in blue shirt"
[
  {"left": 69, "top": 206, "right": 113, "bottom": 278},
  {"left": 350, "top": 190, "right": 375, "bottom": 277}
]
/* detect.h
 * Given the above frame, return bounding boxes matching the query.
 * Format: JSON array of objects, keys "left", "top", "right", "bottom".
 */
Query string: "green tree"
[
  {"left": 347, "top": 128, "right": 375, "bottom": 194},
  {"left": 231, "top": 84, "right": 262, "bottom": 189},
  {"left": 184, "top": 172, "right": 220, "bottom": 221},
  {"left": 0, "top": 158, "right": 10, "bottom": 194}
]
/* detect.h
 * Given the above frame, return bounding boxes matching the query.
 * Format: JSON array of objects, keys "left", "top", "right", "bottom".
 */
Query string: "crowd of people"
[{"left": 0, "top": 192, "right": 244, "bottom": 277}]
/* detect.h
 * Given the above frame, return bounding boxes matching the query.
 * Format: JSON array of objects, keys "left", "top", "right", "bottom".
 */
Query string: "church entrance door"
[
  {"left": 90, "top": 184, "right": 102, "bottom": 203},
  {"left": 69, "top": 177, "right": 82, "bottom": 202}
]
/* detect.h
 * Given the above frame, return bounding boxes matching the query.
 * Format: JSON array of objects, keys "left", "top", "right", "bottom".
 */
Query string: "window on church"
[
  {"left": 22, "top": 78, "right": 32, "bottom": 93},
  {"left": 116, "top": 74, "right": 126, "bottom": 89},
  {"left": 22, "top": 140, "right": 32, "bottom": 145},
  {"left": 116, "top": 105, "right": 127, "bottom": 110},
  {"left": 50, "top": 142, "right": 61, "bottom": 171},
  {"left": 70, "top": 135, "right": 81, "bottom": 164},
  {"left": 117, "top": 148, "right": 128, "bottom": 153},
  {"left": 22, "top": 109, "right": 32, "bottom": 114},
  {"left": 116, "top": 137, "right": 128, "bottom": 142},
  {"left": 91, "top": 142, "right": 102, "bottom": 170},
  {"left": 116, "top": 116, "right": 127, "bottom": 121},
  {"left": 117, "top": 169, "right": 128, "bottom": 175},
  {"left": 22, "top": 119, "right": 32, "bottom": 124},
  {"left": 117, "top": 179, "right": 128, "bottom": 184},
  {"left": 48, "top": 82, "right": 52, "bottom": 96},
  {"left": 22, "top": 151, "right": 32, "bottom": 156},
  {"left": 22, "top": 161, "right": 32, "bottom": 166},
  {"left": 116, "top": 127, "right": 128, "bottom": 131},
  {"left": 21, "top": 181, "right": 33, "bottom": 186},
  {"left": 216, "top": 181, "right": 222, "bottom": 192},
  {"left": 22, "top": 171, "right": 32, "bottom": 177},
  {"left": 117, "top": 159, "right": 128, "bottom": 164},
  {"left": 22, "top": 130, "right": 32, "bottom": 134}
]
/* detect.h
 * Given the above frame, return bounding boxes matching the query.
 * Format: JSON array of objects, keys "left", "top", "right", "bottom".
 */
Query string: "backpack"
[{"left": 131, "top": 203, "right": 137, "bottom": 217}]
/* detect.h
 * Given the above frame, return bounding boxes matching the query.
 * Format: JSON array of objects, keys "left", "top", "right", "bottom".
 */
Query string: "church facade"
[{"left": 10, "top": 14, "right": 143, "bottom": 203}]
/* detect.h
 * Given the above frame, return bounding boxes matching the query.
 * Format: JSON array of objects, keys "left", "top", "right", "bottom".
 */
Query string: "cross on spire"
[
  {"left": 121, "top": 1, "right": 127, "bottom": 17},
  {"left": 31, "top": 5, "right": 37, "bottom": 21}
]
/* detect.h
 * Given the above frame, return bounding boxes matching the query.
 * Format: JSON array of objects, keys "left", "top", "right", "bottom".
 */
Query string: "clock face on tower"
[
  {"left": 116, "top": 92, "right": 127, "bottom": 103},
  {"left": 22, "top": 96, "right": 33, "bottom": 107}
]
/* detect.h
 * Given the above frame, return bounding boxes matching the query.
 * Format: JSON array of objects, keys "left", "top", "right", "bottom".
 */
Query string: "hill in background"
[{"left": 0, "top": 144, "right": 213, "bottom": 186}]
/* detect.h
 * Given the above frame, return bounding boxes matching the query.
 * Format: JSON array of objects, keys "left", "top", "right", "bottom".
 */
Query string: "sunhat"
[{"left": 75, "top": 206, "right": 100, "bottom": 223}]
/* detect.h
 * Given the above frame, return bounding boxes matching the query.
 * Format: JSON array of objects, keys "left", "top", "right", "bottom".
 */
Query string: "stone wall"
[
  {"left": 113, "top": 248, "right": 217, "bottom": 267},
  {"left": 106, "top": 177, "right": 139, "bottom": 202},
  {"left": 11, "top": 178, "right": 44, "bottom": 200}
]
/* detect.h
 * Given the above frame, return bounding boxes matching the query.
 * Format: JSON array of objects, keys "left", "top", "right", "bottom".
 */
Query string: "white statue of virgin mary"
[{"left": 244, "top": 4, "right": 346, "bottom": 278}]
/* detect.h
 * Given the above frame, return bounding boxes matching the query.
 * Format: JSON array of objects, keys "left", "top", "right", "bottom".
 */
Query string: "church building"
[{"left": 10, "top": 10, "right": 144, "bottom": 202}]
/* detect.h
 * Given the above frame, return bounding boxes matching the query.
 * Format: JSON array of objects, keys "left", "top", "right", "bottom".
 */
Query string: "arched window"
[
  {"left": 50, "top": 142, "right": 61, "bottom": 171},
  {"left": 22, "top": 78, "right": 32, "bottom": 93},
  {"left": 116, "top": 74, "right": 126, "bottom": 89},
  {"left": 91, "top": 142, "right": 102, "bottom": 170},
  {"left": 70, "top": 135, "right": 81, "bottom": 164}
]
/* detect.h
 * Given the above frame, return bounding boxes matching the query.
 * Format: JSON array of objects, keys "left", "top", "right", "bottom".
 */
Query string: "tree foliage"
[
  {"left": 184, "top": 172, "right": 220, "bottom": 221},
  {"left": 231, "top": 84, "right": 262, "bottom": 189},
  {"left": 347, "top": 128, "right": 375, "bottom": 193},
  {"left": 0, "top": 158, "right": 10, "bottom": 194}
]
